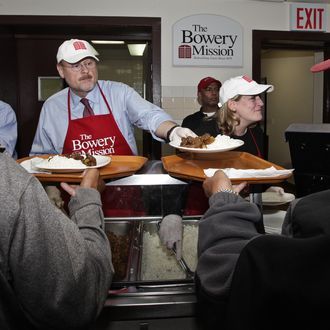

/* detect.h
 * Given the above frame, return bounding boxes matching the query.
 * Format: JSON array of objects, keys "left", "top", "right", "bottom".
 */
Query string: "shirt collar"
[{"left": 70, "top": 83, "right": 99, "bottom": 107}]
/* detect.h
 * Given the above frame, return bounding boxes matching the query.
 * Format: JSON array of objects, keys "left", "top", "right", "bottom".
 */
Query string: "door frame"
[{"left": 252, "top": 30, "right": 330, "bottom": 123}]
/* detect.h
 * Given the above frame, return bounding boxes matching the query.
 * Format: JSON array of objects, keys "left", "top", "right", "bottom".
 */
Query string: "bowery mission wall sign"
[{"left": 172, "top": 14, "right": 243, "bottom": 67}]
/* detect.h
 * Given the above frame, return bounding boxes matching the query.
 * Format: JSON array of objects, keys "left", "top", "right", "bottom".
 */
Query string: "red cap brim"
[{"left": 310, "top": 59, "right": 330, "bottom": 73}]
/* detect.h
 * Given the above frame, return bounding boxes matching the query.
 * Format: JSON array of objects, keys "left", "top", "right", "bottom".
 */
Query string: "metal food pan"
[
  {"left": 105, "top": 220, "right": 139, "bottom": 282},
  {"left": 137, "top": 219, "right": 199, "bottom": 282}
]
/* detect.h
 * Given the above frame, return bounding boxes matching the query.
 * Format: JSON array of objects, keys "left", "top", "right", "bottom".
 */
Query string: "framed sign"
[{"left": 173, "top": 14, "right": 243, "bottom": 67}]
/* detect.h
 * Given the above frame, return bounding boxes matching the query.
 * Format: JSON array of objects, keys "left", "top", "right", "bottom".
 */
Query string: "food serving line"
[{"left": 17, "top": 151, "right": 292, "bottom": 330}]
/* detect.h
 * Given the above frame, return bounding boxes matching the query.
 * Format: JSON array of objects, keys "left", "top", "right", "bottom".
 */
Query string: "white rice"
[
  {"left": 42, "top": 155, "right": 87, "bottom": 168},
  {"left": 205, "top": 134, "right": 242, "bottom": 149},
  {"left": 141, "top": 223, "right": 198, "bottom": 281}
]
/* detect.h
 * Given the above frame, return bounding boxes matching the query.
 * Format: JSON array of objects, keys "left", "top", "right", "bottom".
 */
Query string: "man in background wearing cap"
[
  {"left": 30, "top": 38, "right": 195, "bottom": 157},
  {"left": 182, "top": 76, "right": 221, "bottom": 137},
  {"left": 217, "top": 75, "right": 273, "bottom": 158}
]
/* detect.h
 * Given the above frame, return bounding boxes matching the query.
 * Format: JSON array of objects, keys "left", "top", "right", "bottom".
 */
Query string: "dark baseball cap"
[{"left": 197, "top": 76, "right": 221, "bottom": 92}]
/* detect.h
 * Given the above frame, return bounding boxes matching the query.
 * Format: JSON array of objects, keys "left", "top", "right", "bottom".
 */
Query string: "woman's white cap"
[
  {"left": 56, "top": 39, "right": 99, "bottom": 64},
  {"left": 220, "top": 75, "right": 274, "bottom": 105}
]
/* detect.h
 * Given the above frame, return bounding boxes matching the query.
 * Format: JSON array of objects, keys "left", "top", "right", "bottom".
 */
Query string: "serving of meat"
[
  {"left": 106, "top": 231, "right": 130, "bottom": 281},
  {"left": 63, "top": 152, "right": 97, "bottom": 166},
  {"left": 81, "top": 154, "right": 97, "bottom": 166},
  {"left": 180, "top": 133, "right": 215, "bottom": 149},
  {"left": 64, "top": 152, "right": 84, "bottom": 161}
]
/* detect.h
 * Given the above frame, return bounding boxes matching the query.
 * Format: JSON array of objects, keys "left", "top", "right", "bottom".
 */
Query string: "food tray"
[
  {"left": 162, "top": 151, "right": 292, "bottom": 184},
  {"left": 17, "top": 155, "right": 147, "bottom": 183}
]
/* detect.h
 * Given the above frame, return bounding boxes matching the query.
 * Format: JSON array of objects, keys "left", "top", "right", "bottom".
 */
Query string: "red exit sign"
[{"left": 290, "top": 3, "right": 327, "bottom": 32}]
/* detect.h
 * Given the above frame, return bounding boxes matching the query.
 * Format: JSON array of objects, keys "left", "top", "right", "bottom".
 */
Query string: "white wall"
[
  {"left": 3, "top": 0, "right": 326, "bottom": 86},
  {"left": 261, "top": 50, "right": 315, "bottom": 168}
]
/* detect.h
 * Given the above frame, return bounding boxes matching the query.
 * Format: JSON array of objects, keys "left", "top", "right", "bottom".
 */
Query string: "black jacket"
[
  {"left": 182, "top": 109, "right": 220, "bottom": 137},
  {"left": 196, "top": 189, "right": 330, "bottom": 330}
]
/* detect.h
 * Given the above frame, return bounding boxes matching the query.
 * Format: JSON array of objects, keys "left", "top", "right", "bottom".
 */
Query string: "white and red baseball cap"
[
  {"left": 310, "top": 59, "right": 330, "bottom": 73},
  {"left": 56, "top": 39, "right": 99, "bottom": 64},
  {"left": 220, "top": 75, "right": 274, "bottom": 105}
]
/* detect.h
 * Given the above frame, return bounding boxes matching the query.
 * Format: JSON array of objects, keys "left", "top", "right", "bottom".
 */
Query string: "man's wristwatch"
[{"left": 165, "top": 125, "right": 179, "bottom": 143}]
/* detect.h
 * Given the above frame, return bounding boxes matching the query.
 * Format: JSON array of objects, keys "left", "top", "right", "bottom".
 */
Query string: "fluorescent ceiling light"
[
  {"left": 91, "top": 40, "right": 125, "bottom": 44},
  {"left": 127, "top": 44, "right": 146, "bottom": 56}
]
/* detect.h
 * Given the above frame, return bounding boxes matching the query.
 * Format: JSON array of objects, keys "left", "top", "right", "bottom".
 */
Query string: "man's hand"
[
  {"left": 203, "top": 170, "right": 247, "bottom": 197},
  {"left": 60, "top": 169, "right": 105, "bottom": 197}
]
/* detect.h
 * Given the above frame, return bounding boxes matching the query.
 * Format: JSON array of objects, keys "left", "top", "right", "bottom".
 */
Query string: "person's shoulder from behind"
[{"left": 0, "top": 153, "right": 33, "bottom": 193}]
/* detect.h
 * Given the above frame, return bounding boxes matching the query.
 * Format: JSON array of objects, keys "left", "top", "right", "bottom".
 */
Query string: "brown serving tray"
[
  {"left": 17, "top": 155, "right": 147, "bottom": 183},
  {"left": 162, "top": 151, "right": 292, "bottom": 184}
]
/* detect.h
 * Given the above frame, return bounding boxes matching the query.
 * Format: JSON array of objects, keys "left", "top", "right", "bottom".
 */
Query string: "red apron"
[
  {"left": 62, "top": 84, "right": 145, "bottom": 216},
  {"left": 63, "top": 84, "right": 133, "bottom": 156}
]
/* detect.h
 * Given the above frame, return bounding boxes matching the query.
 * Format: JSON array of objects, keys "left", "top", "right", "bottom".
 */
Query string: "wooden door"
[{"left": 16, "top": 38, "right": 62, "bottom": 157}]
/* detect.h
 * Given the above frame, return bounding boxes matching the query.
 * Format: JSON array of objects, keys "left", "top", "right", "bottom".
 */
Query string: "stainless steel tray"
[
  {"left": 105, "top": 220, "right": 139, "bottom": 282},
  {"left": 137, "top": 219, "right": 199, "bottom": 282},
  {"left": 105, "top": 217, "right": 199, "bottom": 285}
]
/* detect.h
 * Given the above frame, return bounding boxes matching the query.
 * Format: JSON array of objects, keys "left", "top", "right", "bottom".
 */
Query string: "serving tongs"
[{"left": 157, "top": 222, "right": 195, "bottom": 280}]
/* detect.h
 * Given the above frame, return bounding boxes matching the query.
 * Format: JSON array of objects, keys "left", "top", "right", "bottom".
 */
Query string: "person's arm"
[
  {"left": 120, "top": 83, "right": 197, "bottom": 142},
  {"left": 196, "top": 170, "right": 261, "bottom": 300},
  {"left": 0, "top": 102, "right": 17, "bottom": 157},
  {"left": 10, "top": 169, "right": 112, "bottom": 329}
]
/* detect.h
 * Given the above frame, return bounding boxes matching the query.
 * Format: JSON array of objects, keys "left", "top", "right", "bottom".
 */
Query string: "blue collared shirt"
[
  {"left": 0, "top": 100, "right": 17, "bottom": 158},
  {"left": 30, "top": 80, "right": 173, "bottom": 155}
]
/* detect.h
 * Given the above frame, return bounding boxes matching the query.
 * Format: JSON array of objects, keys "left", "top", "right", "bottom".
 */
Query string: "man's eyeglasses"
[{"left": 61, "top": 59, "right": 96, "bottom": 72}]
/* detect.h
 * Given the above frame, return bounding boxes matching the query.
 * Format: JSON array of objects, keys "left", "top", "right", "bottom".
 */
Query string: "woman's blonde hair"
[{"left": 217, "top": 95, "right": 241, "bottom": 135}]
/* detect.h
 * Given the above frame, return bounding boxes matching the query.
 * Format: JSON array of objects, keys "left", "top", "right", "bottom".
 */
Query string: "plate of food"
[
  {"left": 169, "top": 134, "right": 244, "bottom": 153},
  {"left": 34, "top": 153, "right": 111, "bottom": 173}
]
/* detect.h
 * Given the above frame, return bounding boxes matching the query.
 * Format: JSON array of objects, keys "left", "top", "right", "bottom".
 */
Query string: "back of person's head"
[
  {"left": 282, "top": 189, "right": 330, "bottom": 238},
  {"left": 226, "top": 233, "right": 330, "bottom": 330},
  {"left": 57, "top": 39, "right": 99, "bottom": 64},
  {"left": 219, "top": 75, "right": 273, "bottom": 106}
]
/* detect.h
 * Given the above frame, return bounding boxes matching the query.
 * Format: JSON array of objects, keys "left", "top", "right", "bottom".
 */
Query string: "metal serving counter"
[{"left": 91, "top": 161, "right": 202, "bottom": 330}]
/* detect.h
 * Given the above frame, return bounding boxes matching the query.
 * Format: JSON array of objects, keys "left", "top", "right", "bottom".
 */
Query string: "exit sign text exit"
[{"left": 290, "top": 3, "right": 327, "bottom": 32}]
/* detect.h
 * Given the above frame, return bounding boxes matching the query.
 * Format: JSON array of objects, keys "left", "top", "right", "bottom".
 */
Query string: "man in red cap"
[{"left": 182, "top": 76, "right": 221, "bottom": 137}]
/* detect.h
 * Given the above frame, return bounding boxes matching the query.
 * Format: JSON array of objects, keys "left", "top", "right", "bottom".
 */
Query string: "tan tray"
[
  {"left": 161, "top": 151, "right": 292, "bottom": 184},
  {"left": 17, "top": 155, "right": 148, "bottom": 183}
]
